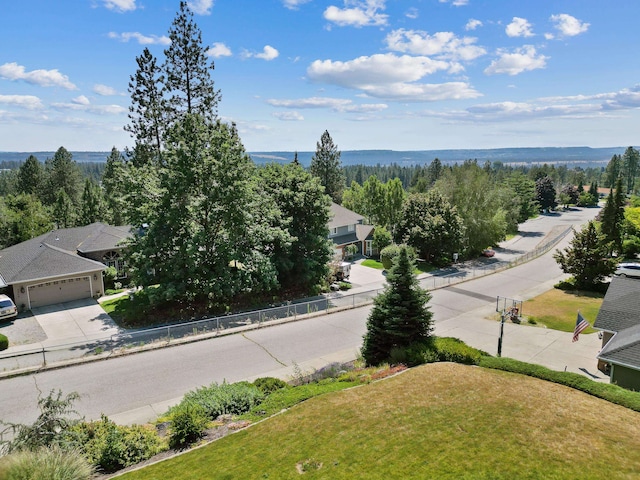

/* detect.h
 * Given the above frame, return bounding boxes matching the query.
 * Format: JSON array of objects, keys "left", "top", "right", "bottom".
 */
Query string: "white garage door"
[{"left": 28, "top": 277, "right": 91, "bottom": 309}]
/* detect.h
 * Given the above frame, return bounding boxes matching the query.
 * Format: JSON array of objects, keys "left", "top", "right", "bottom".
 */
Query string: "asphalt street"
[{"left": 0, "top": 206, "right": 604, "bottom": 429}]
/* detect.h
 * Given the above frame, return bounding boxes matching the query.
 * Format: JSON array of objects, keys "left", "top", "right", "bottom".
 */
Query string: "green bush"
[
  {"left": 172, "top": 381, "right": 264, "bottom": 420},
  {"left": 0, "top": 333, "right": 7, "bottom": 351},
  {"left": 0, "top": 446, "right": 94, "bottom": 480},
  {"left": 169, "top": 403, "right": 209, "bottom": 449},
  {"left": 622, "top": 236, "right": 640, "bottom": 258},
  {"left": 431, "top": 337, "right": 487, "bottom": 365},
  {"left": 380, "top": 244, "right": 415, "bottom": 270},
  {"left": 339, "top": 281, "right": 352, "bottom": 290},
  {"left": 70, "top": 415, "right": 166, "bottom": 473},
  {"left": 253, "top": 377, "right": 289, "bottom": 395},
  {"left": 479, "top": 356, "right": 640, "bottom": 412}
]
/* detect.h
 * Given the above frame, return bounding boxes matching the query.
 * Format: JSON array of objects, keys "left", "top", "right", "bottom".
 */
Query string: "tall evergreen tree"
[
  {"left": 622, "top": 146, "right": 639, "bottom": 194},
  {"left": 605, "top": 154, "right": 622, "bottom": 189},
  {"left": 309, "top": 130, "right": 345, "bottom": 203},
  {"left": 43, "top": 147, "right": 82, "bottom": 206},
  {"left": 53, "top": 189, "right": 76, "bottom": 228},
  {"left": 79, "top": 178, "right": 105, "bottom": 225},
  {"left": 17, "top": 155, "right": 43, "bottom": 196},
  {"left": 101, "top": 147, "right": 127, "bottom": 225},
  {"left": 362, "top": 246, "right": 433, "bottom": 366},
  {"left": 535, "top": 175, "right": 557, "bottom": 212},
  {"left": 125, "top": 48, "right": 166, "bottom": 164},
  {"left": 164, "top": 1, "right": 220, "bottom": 124},
  {"left": 554, "top": 221, "right": 617, "bottom": 290}
]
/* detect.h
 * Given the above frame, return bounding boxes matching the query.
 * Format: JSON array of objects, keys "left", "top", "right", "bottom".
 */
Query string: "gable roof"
[
  {"left": 0, "top": 223, "right": 131, "bottom": 286},
  {"left": 597, "top": 323, "right": 640, "bottom": 371},
  {"left": 328, "top": 202, "right": 364, "bottom": 229},
  {"left": 593, "top": 276, "right": 640, "bottom": 333}
]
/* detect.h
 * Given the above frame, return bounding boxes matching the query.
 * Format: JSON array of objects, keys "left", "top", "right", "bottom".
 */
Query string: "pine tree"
[
  {"left": 79, "top": 178, "right": 105, "bottom": 225},
  {"left": 623, "top": 146, "right": 639, "bottom": 194},
  {"left": 43, "top": 147, "right": 82, "bottom": 206},
  {"left": 101, "top": 148, "right": 127, "bottom": 225},
  {"left": 17, "top": 155, "right": 43, "bottom": 196},
  {"left": 362, "top": 246, "right": 433, "bottom": 366},
  {"left": 309, "top": 130, "right": 345, "bottom": 203},
  {"left": 554, "top": 221, "right": 617, "bottom": 290},
  {"left": 125, "top": 48, "right": 166, "bottom": 164},
  {"left": 164, "top": 1, "right": 220, "bottom": 124}
]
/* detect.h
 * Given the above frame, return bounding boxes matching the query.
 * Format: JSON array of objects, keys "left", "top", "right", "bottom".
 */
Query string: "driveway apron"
[{"left": 32, "top": 298, "right": 120, "bottom": 345}]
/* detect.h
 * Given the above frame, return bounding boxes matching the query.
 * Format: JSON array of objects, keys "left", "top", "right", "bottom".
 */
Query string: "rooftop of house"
[
  {"left": 328, "top": 202, "right": 365, "bottom": 230},
  {"left": 0, "top": 223, "right": 131, "bottom": 286},
  {"left": 593, "top": 276, "right": 640, "bottom": 333}
]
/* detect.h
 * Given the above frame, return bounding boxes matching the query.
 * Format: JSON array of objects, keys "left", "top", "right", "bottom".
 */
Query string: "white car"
[
  {"left": 0, "top": 294, "right": 17, "bottom": 321},
  {"left": 615, "top": 263, "right": 640, "bottom": 278}
]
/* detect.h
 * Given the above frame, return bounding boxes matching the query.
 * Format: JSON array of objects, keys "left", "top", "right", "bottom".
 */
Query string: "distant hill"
[{"left": 0, "top": 146, "right": 626, "bottom": 168}]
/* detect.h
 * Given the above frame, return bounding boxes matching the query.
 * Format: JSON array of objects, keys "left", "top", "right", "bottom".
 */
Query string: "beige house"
[
  {"left": 328, "top": 202, "right": 376, "bottom": 259},
  {"left": 0, "top": 223, "right": 131, "bottom": 310}
]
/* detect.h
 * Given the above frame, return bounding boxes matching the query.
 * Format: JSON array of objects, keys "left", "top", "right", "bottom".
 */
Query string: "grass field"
[
  {"left": 361, "top": 258, "right": 434, "bottom": 274},
  {"left": 119, "top": 363, "right": 640, "bottom": 480},
  {"left": 523, "top": 288, "right": 603, "bottom": 334}
]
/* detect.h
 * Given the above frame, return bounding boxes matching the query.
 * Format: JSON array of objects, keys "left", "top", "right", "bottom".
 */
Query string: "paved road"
[{"left": 0, "top": 207, "right": 603, "bottom": 429}]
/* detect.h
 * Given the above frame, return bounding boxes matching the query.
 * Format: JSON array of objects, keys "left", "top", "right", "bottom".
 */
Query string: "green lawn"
[
  {"left": 523, "top": 288, "right": 603, "bottom": 333},
  {"left": 360, "top": 258, "right": 434, "bottom": 274},
  {"left": 118, "top": 363, "right": 640, "bottom": 480}
]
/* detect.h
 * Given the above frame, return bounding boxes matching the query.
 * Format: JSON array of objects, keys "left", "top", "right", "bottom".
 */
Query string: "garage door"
[{"left": 28, "top": 277, "right": 91, "bottom": 309}]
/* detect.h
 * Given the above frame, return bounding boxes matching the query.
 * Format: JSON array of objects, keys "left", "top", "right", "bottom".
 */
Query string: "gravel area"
[{"left": 0, "top": 312, "right": 47, "bottom": 346}]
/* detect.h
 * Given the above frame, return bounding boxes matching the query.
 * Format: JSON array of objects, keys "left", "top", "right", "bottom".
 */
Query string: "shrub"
[
  {"left": 339, "top": 281, "right": 352, "bottom": 290},
  {"left": 431, "top": 337, "right": 487, "bottom": 365},
  {"left": 0, "top": 446, "right": 94, "bottom": 480},
  {"left": 172, "top": 381, "right": 264, "bottom": 420},
  {"left": 622, "top": 236, "right": 640, "bottom": 258},
  {"left": 71, "top": 415, "right": 166, "bottom": 473},
  {"left": 253, "top": 377, "right": 289, "bottom": 395},
  {"left": 169, "top": 403, "right": 209, "bottom": 449},
  {"left": 1, "top": 390, "right": 82, "bottom": 455},
  {"left": 380, "top": 244, "right": 415, "bottom": 270},
  {"left": 0, "top": 334, "right": 7, "bottom": 351}
]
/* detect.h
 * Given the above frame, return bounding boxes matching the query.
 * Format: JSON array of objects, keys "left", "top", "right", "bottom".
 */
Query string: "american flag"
[{"left": 573, "top": 312, "right": 589, "bottom": 342}]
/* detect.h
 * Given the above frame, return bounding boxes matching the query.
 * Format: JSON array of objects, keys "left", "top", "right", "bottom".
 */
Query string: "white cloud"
[
  {"left": 324, "top": 0, "right": 388, "bottom": 28},
  {"left": 267, "top": 96, "right": 387, "bottom": 113},
  {"left": 549, "top": 14, "right": 589, "bottom": 37},
  {"left": 273, "top": 111, "right": 304, "bottom": 121},
  {"left": 51, "top": 98, "right": 127, "bottom": 115},
  {"left": 255, "top": 45, "right": 279, "bottom": 61},
  {"left": 0, "top": 62, "right": 77, "bottom": 90},
  {"left": 102, "top": 0, "right": 136, "bottom": 12},
  {"left": 108, "top": 32, "right": 171, "bottom": 45},
  {"left": 282, "top": 0, "right": 311, "bottom": 10},
  {"left": 72, "top": 95, "right": 91, "bottom": 106},
  {"left": 405, "top": 8, "right": 418, "bottom": 19},
  {"left": 307, "top": 53, "right": 480, "bottom": 101},
  {"left": 207, "top": 42, "right": 232, "bottom": 58},
  {"left": 244, "top": 45, "right": 279, "bottom": 61},
  {"left": 484, "top": 46, "right": 547, "bottom": 76},
  {"left": 0, "top": 94, "right": 43, "bottom": 110},
  {"left": 439, "top": 0, "right": 469, "bottom": 6},
  {"left": 188, "top": 0, "right": 214, "bottom": 15},
  {"left": 506, "top": 17, "right": 534, "bottom": 38},
  {"left": 93, "top": 84, "right": 119, "bottom": 96},
  {"left": 385, "top": 29, "right": 486, "bottom": 62},
  {"left": 465, "top": 19, "right": 482, "bottom": 31}
]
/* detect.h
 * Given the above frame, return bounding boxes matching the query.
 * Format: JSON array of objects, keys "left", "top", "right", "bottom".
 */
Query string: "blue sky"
[{"left": 1, "top": 0, "right": 640, "bottom": 153}]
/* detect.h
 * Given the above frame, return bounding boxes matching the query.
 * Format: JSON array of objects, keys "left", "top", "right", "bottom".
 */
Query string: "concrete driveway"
[{"left": 32, "top": 298, "right": 120, "bottom": 346}]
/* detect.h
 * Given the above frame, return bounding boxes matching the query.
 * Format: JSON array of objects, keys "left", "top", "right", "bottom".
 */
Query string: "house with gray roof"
[
  {"left": 328, "top": 202, "right": 376, "bottom": 259},
  {"left": 0, "top": 223, "right": 131, "bottom": 310},
  {"left": 594, "top": 276, "right": 640, "bottom": 390}
]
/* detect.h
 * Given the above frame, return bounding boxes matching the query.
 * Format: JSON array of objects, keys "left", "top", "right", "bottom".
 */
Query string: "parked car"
[
  {"left": 615, "top": 262, "right": 640, "bottom": 278},
  {"left": 481, "top": 248, "right": 495, "bottom": 257},
  {"left": 0, "top": 294, "right": 17, "bottom": 321}
]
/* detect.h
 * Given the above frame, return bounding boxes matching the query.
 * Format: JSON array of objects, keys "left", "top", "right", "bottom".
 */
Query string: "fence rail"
[{"left": 0, "top": 227, "right": 572, "bottom": 375}]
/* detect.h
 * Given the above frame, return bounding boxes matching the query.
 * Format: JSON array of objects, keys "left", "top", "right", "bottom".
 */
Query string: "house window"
[
  {"left": 103, "top": 251, "right": 127, "bottom": 278},
  {"left": 348, "top": 224, "right": 355, "bottom": 232},
  {"left": 365, "top": 240, "right": 373, "bottom": 256},
  {"left": 330, "top": 227, "right": 338, "bottom": 236}
]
